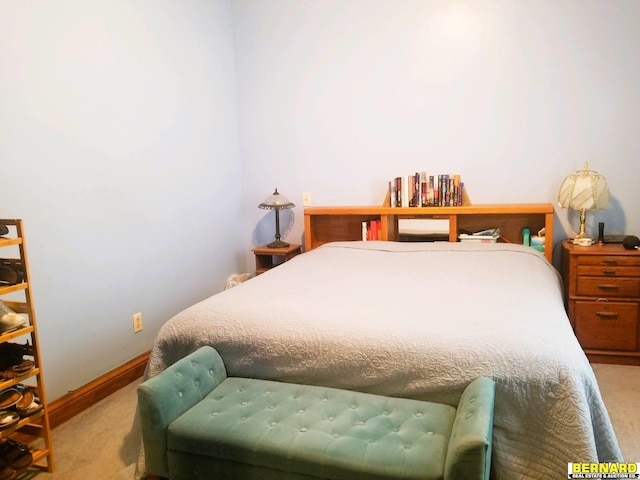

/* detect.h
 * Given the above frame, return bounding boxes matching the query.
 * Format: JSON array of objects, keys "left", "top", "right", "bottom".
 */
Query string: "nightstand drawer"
[
  {"left": 576, "top": 276, "right": 640, "bottom": 298},
  {"left": 576, "top": 255, "right": 640, "bottom": 267},
  {"left": 577, "top": 265, "right": 640, "bottom": 277},
  {"left": 574, "top": 301, "right": 639, "bottom": 351}
]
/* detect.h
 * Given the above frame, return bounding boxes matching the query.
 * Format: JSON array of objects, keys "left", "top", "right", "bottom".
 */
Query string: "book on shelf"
[
  {"left": 388, "top": 172, "right": 466, "bottom": 207},
  {"left": 361, "top": 220, "right": 381, "bottom": 241}
]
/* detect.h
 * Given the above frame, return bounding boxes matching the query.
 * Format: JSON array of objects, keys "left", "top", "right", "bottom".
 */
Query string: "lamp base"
[
  {"left": 266, "top": 239, "right": 290, "bottom": 249},
  {"left": 572, "top": 234, "right": 594, "bottom": 246},
  {"left": 571, "top": 208, "right": 595, "bottom": 246}
]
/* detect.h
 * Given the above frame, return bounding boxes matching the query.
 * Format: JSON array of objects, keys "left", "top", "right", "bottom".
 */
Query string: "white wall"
[
  {"left": 232, "top": 0, "right": 640, "bottom": 265},
  {"left": 0, "top": 0, "right": 243, "bottom": 400}
]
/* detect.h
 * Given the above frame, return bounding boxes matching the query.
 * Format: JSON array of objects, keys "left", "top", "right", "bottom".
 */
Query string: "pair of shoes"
[
  {"left": 0, "top": 341, "right": 34, "bottom": 381},
  {"left": 9, "top": 360, "right": 34, "bottom": 377},
  {"left": 0, "top": 342, "right": 33, "bottom": 374},
  {"left": 0, "top": 302, "right": 26, "bottom": 334},
  {"left": 0, "top": 262, "right": 24, "bottom": 287},
  {"left": 0, "top": 386, "right": 42, "bottom": 422},
  {"left": 14, "top": 387, "right": 42, "bottom": 418},
  {"left": 0, "top": 389, "right": 21, "bottom": 432},
  {"left": 0, "top": 438, "right": 32, "bottom": 476},
  {"left": 0, "top": 361, "right": 34, "bottom": 381}
]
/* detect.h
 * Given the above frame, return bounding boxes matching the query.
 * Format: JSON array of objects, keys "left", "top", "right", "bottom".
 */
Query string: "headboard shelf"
[{"left": 304, "top": 203, "right": 555, "bottom": 262}]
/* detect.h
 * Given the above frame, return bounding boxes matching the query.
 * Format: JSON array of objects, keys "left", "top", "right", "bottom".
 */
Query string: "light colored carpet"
[
  {"left": 28, "top": 363, "right": 639, "bottom": 479},
  {"left": 591, "top": 363, "right": 640, "bottom": 462},
  {"left": 29, "top": 378, "right": 142, "bottom": 480}
]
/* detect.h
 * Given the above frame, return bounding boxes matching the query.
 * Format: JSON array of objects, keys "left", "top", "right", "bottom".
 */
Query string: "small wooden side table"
[
  {"left": 252, "top": 244, "right": 302, "bottom": 274},
  {"left": 561, "top": 240, "right": 640, "bottom": 365}
]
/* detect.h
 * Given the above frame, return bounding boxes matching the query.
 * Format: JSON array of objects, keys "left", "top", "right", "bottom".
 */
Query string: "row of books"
[{"left": 389, "top": 173, "right": 464, "bottom": 207}]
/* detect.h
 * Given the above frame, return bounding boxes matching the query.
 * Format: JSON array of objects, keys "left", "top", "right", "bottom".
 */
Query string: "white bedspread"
[{"left": 145, "top": 241, "right": 622, "bottom": 479}]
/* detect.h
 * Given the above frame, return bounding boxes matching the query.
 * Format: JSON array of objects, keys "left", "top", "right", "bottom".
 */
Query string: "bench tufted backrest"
[{"left": 137, "top": 345, "right": 228, "bottom": 477}]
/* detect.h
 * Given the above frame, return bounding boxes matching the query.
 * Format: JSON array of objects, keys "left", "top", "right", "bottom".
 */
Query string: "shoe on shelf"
[
  {"left": 0, "top": 411, "right": 19, "bottom": 431},
  {"left": 0, "top": 390, "right": 21, "bottom": 410},
  {"left": 13, "top": 388, "right": 32, "bottom": 410},
  {"left": 0, "top": 262, "right": 24, "bottom": 287},
  {"left": 0, "top": 302, "right": 26, "bottom": 334},
  {"left": 14, "top": 387, "right": 42, "bottom": 418},
  {"left": 0, "top": 461, "right": 16, "bottom": 480},
  {"left": 0, "top": 342, "right": 34, "bottom": 373},
  {"left": 15, "top": 399, "right": 42, "bottom": 418},
  {"left": 10, "top": 360, "right": 34, "bottom": 377},
  {"left": 0, "top": 438, "right": 32, "bottom": 472},
  {"left": 0, "top": 268, "right": 18, "bottom": 287}
]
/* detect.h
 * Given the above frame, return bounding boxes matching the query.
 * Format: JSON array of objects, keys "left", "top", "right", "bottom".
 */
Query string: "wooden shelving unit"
[
  {"left": 304, "top": 204, "right": 555, "bottom": 263},
  {"left": 0, "top": 219, "right": 54, "bottom": 473}
]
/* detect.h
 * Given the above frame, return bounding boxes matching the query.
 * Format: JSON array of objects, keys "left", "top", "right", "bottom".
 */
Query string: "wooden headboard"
[{"left": 303, "top": 204, "right": 555, "bottom": 263}]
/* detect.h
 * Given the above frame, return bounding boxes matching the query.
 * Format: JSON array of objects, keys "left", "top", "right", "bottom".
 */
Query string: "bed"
[{"left": 140, "top": 241, "right": 622, "bottom": 479}]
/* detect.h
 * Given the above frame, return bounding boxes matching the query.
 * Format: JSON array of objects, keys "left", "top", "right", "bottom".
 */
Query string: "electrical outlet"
[
  {"left": 133, "top": 312, "right": 143, "bottom": 333},
  {"left": 302, "top": 192, "right": 312, "bottom": 207}
]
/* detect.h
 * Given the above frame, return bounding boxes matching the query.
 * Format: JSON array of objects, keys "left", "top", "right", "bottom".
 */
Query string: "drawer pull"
[
  {"left": 603, "top": 258, "right": 618, "bottom": 265},
  {"left": 596, "top": 311, "right": 619, "bottom": 319},
  {"left": 601, "top": 269, "right": 617, "bottom": 275},
  {"left": 597, "top": 284, "right": 620, "bottom": 290}
]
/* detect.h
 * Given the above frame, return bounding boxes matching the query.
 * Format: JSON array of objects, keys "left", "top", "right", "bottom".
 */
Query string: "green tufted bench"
[{"left": 138, "top": 346, "right": 494, "bottom": 480}]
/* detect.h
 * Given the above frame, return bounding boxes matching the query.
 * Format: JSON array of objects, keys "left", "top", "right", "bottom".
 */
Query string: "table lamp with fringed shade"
[
  {"left": 558, "top": 163, "right": 610, "bottom": 244},
  {"left": 259, "top": 188, "right": 295, "bottom": 248}
]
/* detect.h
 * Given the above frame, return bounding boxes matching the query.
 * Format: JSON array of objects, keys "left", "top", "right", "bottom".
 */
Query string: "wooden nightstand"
[
  {"left": 252, "top": 244, "right": 301, "bottom": 275},
  {"left": 561, "top": 240, "right": 640, "bottom": 365}
]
